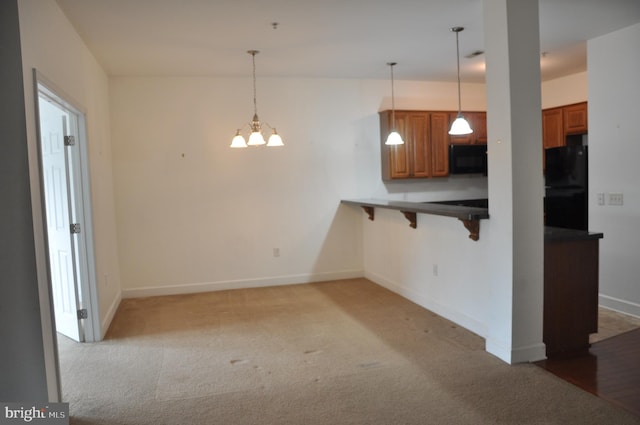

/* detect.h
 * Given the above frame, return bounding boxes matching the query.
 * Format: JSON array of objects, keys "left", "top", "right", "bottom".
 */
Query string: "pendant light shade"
[
  {"left": 267, "top": 129, "right": 284, "bottom": 146},
  {"left": 449, "top": 27, "right": 473, "bottom": 136},
  {"left": 248, "top": 131, "right": 266, "bottom": 146},
  {"left": 450, "top": 115, "right": 473, "bottom": 135},
  {"left": 247, "top": 113, "right": 266, "bottom": 146},
  {"left": 385, "top": 62, "right": 404, "bottom": 146},
  {"left": 230, "top": 129, "right": 247, "bottom": 148},
  {"left": 231, "top": 50, "right": 284, "bottom": 148},
  {"left": 386, "top": 131, "right": 404, "bottom": 145}
]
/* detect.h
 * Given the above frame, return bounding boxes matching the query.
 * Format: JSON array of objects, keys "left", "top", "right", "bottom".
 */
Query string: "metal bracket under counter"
[{"left": 341, "top": 199, "right": 489, "bottom": 241}]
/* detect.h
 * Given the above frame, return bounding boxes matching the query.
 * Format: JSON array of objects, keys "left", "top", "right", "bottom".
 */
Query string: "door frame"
[{"left": 33, "top": 69, "right": 101, "bottom": 343}]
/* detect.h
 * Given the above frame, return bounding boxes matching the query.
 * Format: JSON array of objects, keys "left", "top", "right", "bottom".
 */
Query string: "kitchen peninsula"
[
  {"left": 340, "top": 198, "right": 489, "bottom": 240},
  {"left": 342, "top": 198, "right": 604, "bottom": 359}
]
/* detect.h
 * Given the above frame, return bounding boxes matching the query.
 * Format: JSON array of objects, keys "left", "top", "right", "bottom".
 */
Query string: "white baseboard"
[
  {"left": 599, "top": 294, "right": 640, "bottom": 318},
  {"left": 364, "top": 270, "right": 487, "bottom": 339},
  {"left": 510, "top": 343, "right": 547, "bottom": 363},
  {"left": 121, "top": 269, "right": 364, "bottom": 299},
  {"left": 485, "top": 339, "right": 546, "bottom": 364},
  {"left": 366, "top": 271, "right": 546, "bottom": 364},
  {"left": 485, "top": 339, "right": 511, "bottom": 363},
  {"left": 100, "top": 291, "right": 122, "bottom": 339}
]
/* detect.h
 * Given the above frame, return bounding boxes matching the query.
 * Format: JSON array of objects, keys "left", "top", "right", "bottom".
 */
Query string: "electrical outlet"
[
  {"left": 597, "top": 193, "right": 605, "bottom": 206},
  {"left": 608, "top": 193, "right": 624, "bottom": 206},
  {"left": 273, "top": 248, "right": 280, "bottom": 257},
  {"left": 433, "top": 264, "right": 438, "bottom": 277}
]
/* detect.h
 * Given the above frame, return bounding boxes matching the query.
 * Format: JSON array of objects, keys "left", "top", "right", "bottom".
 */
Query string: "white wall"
[
  {"left": 364, "top": 59, "right": 590, "bottom": 360},
  {"left": 109, "top": 77, "right": 488, "bottom": 296},
  {"left": 18, "top": 0, "right": 122, "bottom": 336},
  {"left": 541, "top": 72, "right": 588, "bottom": 109},
  {"left": 109, "top": 66, "right": 591, "bottom": 351},
  {"left": 588, "top": 23, "right": 640, "bottom": 317},
  {"left": 364, "top": 208, "right": 493, "bottom": 336},
  {"left": 1, "top": 0, "right": 51, "bottom": 402}
]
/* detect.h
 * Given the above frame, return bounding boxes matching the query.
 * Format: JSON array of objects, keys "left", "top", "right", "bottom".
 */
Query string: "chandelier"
[{"left": 230, "top": 50, "right": 284, "bottom": 148}]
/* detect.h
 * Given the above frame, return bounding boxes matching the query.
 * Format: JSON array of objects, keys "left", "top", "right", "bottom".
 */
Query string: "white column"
[{"left": 483, "top": 0, "right": 546, "bottom": 363}]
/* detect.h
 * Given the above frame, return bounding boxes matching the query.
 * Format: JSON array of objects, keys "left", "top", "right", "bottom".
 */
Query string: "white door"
[{"left": 39, "top": 97, "right": 82, "bottom": 341}]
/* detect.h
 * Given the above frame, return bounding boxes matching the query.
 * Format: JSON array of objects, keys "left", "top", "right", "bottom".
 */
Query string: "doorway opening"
[{"left": 35, "top": 73, "right": 100, "bottom": 343}]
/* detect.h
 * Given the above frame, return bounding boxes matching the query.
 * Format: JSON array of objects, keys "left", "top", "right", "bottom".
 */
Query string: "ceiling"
[{"left": 55, "top": 0, "right": 640, "bottom": 83}]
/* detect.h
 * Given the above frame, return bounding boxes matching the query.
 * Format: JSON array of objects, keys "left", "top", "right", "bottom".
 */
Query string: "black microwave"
[{"left": 449, "top": 144, "right": 487, "bottom": 175}]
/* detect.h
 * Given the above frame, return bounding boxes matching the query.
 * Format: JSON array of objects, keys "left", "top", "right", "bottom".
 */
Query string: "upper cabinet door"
[
  {"left": 386, "top": 112, "right": 411, "bottom": 179},
  {"left": 409, "top": 112, "right": 431, "bottom": 178},
  {"left": 472, "top": 112, "right": 487, "bottom": 144},
  {"left": 542, "top": 107, "right": 564, "bottom": 149},
  {"left": 563, "top": 102, "right": 588, "bottom": 135},
  {"left": 430, "top": 112, "right": 450, "bottom": 177}
]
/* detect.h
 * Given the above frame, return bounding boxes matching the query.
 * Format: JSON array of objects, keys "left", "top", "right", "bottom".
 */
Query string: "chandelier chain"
[{"left": 251, "top": 51, "right": 258, "bottom": 118}]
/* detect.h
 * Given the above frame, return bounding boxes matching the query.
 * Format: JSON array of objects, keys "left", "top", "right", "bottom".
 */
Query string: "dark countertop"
[
  {"left": 544, "top": 226, "right": 603, "bottom": 242},
  {"left": 341, "top": 198, "right": 603, "bottom": 242},
  {"left": 340, "top": 199, "right": 489, "bottom": 221}
]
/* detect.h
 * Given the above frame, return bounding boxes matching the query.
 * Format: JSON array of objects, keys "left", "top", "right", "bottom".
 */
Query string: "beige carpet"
[
  {"left": 58, "top": 278, "right": 640, "bottom": 424},
  {"left": 591, "top": 307, "right": 640, "bottom": 343}
]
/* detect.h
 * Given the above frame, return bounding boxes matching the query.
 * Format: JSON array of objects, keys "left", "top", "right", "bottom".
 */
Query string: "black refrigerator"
[{"left": 544, "top": 145, "right": 588, "bottom": 231}]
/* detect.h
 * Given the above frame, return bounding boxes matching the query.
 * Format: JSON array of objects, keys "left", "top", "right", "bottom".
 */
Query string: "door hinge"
[
  {"left": 77, "top": 308, "right": 88, "bottom": 320},
  {"left": 64, "top": 135, "right": 75, "bottom": 146},
  {"left": 70, "top": 223, "right": 81, "bottom": 234}
]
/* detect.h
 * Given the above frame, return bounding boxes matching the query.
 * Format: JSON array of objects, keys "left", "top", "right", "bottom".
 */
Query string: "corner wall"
[
  {"left": 109, "top": 76, "right": 488, "bottom": 296},
  {"left": 18, "top": 0, "right": 122, "bottom": 336},
  {"left": 0, "top": 0, "right": 50, "bottom": 402},
  {"left": 588, "top": 23, "right": 640, "bottom": 317},
  {"left": 108, "top": 69, "right": 591, "bottom": 346}
]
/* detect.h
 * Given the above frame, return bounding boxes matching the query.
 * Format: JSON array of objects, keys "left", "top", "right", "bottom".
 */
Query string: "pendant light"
[
  {"left": 449, "top": 27, "right": 473, "bottom": 135},
  {"left": 230, "top": 50, "right": 284, "bottom": 148},
  {"left": 385, "top": 62, "right": 404, "bottom": 145}
]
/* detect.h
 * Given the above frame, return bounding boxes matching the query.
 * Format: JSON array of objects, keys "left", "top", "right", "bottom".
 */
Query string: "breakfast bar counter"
[
  {"left": 342, "top": 197, "right": 604, "bottom": 358},
  {"left": 340, "top": 198, "right": 489, "bottom": 240}
]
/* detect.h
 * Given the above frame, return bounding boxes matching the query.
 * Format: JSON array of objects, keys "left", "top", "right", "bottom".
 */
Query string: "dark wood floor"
[{"left": 536, "top": 328, "right": 640, "bottom": 417}]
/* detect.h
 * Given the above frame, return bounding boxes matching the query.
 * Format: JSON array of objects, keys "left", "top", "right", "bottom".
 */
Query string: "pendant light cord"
[
  {"left": 388, "top": 62, "right": 397, "bottom": 127},
  {"left": 455, "top": 30, "right": 462, "bottom": 115}
]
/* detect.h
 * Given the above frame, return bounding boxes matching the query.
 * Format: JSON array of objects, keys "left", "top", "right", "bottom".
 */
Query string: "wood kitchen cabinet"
[
  {"left": 542, "top": 102, "right": 588, "bottom": 149},
  {"left": 380, "top": 110, "right": 449, "bottom": 180},
  {"left": 430, "top": 112, "right": 450, "bottom": 177},
  {"left": 542, "top": 107, "right": 565, "bottom": 149},
  {"left": 448, "top": 112, "right": 487, "bottom": 145},
  {"left": 563, "top": 102, "right": 588, "bottom": 135},
  {"left": 544, "top": 232, "right": 601, "bottom": 358}
]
